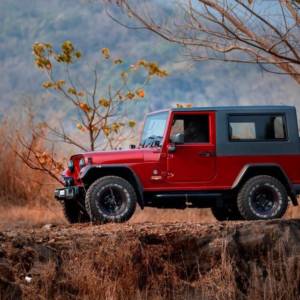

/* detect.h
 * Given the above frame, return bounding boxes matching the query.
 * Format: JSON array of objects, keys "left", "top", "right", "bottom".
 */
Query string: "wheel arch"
[
  {"left": 80, "top": 165, "right": 144, "bottom": 209},
  {"left": 232, "top": 163, "right": 298, "bottom": 206}
]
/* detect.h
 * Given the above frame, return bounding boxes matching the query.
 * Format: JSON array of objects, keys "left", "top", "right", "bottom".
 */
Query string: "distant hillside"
[{"left": 0, "top": 0, "right": 300, "bottom": 122}]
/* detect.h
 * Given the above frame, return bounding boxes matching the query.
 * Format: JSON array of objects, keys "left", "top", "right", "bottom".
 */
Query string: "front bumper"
[{"left": 54, "top": 186, "right": 81, "bottom": 201}]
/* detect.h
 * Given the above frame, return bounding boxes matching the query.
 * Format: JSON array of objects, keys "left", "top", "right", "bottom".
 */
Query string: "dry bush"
[
  {"left": 18, "top": 232, "right": 300, "bottom": 300},
  {"left": 246, "top": 243, "right": 300, "bottom": 300},
  {"left": 0, "top": 122, "right": 52, "bottom": 206},
  {"left": 0, "top": 119, "right": 63, "bottom": 225}
]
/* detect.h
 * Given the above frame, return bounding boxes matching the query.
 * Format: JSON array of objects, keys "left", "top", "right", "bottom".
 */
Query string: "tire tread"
[
  {"left": 237, "top": 175, "right": 288, "bottom": 220},
  {"left": 85, "top": 176, "right": 137, "bottom": 223}
]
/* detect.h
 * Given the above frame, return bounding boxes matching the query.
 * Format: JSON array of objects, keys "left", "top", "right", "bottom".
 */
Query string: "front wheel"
[
  {"left": 237, "top": 175, "right": 288, "bottom": 220},
  {"left": 85, "top": 176, "right": 137, "bottom": 224}
]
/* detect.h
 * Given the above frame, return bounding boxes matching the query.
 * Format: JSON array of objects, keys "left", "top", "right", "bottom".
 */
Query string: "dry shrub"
[
  {"left": 18, "top": 232, "right": 300, "bottom": 300},
  {"left": 0, "top": 118, "right": 64, "bottom": 230},
  {"left": 0, "top": 120, "right": 55, "bottom": 206},
  {"left": 247, "top": 242, "right": 300, "bottom": 300},
  {"left": 195, "top": 242, "right": 238, "bottom": 300}
]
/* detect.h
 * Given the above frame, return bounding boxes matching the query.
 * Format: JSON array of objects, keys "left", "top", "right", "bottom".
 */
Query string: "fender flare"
[
  {"left": 231, "top": 163, "right": 298, "bottom": 206},
  {"left": 79, "top": 164, "right": 144, "bottom": 209}
]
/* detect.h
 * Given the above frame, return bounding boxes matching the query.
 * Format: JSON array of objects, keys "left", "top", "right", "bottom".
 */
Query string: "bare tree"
[{"left": 112, "top": 0, "right": 300, "bottom": 84}]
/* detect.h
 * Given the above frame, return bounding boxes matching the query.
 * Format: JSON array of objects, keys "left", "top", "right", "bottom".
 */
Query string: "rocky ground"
[{"left": 0, "top": 219, "right": 300, "bottom": 299}]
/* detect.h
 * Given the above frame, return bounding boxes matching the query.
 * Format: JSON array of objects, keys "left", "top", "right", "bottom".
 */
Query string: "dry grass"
[
  {"left": 0, "top": 205, "right": 65, "bottom": 230},
  {"left": 1, "top": 203, "right": 300, "bottom": 231},
  {"left": 131, "top": 207, "right": 215, "bottom": 223},
  {"left": 11, "top": 223, "right": 300, "bottom": 300}
]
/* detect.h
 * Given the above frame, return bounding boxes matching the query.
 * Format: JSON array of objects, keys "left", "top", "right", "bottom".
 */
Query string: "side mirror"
[
  {"left": 170, "top": 133, "right": 184, "bottom": 144},
  {"left": 168, "top": 133, "right": 184, "bottom": 153}
]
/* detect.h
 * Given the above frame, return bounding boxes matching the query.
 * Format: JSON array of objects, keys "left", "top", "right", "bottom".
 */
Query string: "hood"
[{"left": 82, "top": 149, "right": 145, "bottom": 165}]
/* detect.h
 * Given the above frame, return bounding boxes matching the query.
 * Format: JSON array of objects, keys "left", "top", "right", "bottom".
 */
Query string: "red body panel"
[{"left": 67, "top": 109, "right": 300, "bottom": 192}]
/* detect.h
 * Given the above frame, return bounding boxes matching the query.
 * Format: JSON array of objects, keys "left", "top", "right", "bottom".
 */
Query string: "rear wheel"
[
  {"left": 85, "top": 176, "right": 137, "bottom": 224},
  {"left": 237, "top": 175, "right": 288, "bottom": 220},
  {"left": 62, "top": 200, "right": 90, "bottom": 223}
]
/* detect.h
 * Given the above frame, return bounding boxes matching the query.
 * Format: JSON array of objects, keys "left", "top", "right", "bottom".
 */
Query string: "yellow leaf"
[
  {"left": 42, "top": 81, "right": 53, "bottom": 89},
  {"left": 99, "top": 98, "right": 110, "bottom": 107},
  {"left": 62, "top": 40, "right": 74, "bottom": 53},
  {"left": 45, "top": 62, "right": 52, "bottom": 70},
  {"left": 126, "top": 91, "right": 135, "bottom": 100},
  {"left": 79, "top": 102, "right": 91, "bottom": 113},
  {"left": 55, "top": 80, "right": 65, "bottom": 90},
  {"left": 114, "top": 58, "right": 123, "bottom": 64},
  {"left": 121, "top": 71, "right": 128, "bottom": 80},
  {"left": 75, "top": 51, "right": 82, "bottom": 59},
  {"left": 111, "top": 123, "right": 120, "bottom": 133},
  {"left": 128, "top": 120, "right": 136, "bottom": 128},
  {"left": 76, "top": 123, "right": 83, "bottom": 130},
  {"left": 101, "top": 48, "right": 110, "bottom": 59},
  {"left": 176, "top": 103, "right": 193, "bottom": 108},
  {"left": 102, "top": 126, "right": 111, "bottom": 136},
  {"left": 136, "top": 88, "right": 145, "bottom": 98},
  {"left": 137, "top": 59, "right": 146, "bottom": 67},
  {"left": 68, "top": 87, "right": 77, "bottom": 95}
]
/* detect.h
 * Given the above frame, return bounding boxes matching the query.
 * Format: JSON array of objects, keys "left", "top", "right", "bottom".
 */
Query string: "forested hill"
[{"left": 1, "top": 0, "right": 300, "bottom": 120}]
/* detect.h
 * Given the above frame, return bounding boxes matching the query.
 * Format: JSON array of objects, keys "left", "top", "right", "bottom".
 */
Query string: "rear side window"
[{"left": 229, "top": 114, "right": 287, "bottom": 141}]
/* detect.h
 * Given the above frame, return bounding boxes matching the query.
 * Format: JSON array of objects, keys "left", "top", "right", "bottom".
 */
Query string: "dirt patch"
[{"left": 0, "top": 219, "right": 300, "bottom": 299}]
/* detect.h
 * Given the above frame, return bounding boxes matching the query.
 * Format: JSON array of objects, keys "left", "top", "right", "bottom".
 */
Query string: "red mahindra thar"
[{"left": 55, "top": 105, "right": 300, "bottom": 223}]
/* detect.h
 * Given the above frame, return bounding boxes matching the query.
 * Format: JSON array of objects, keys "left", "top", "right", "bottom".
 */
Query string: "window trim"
[
  {"left": 168, "top": 112, "right": 213, "bottom": 145},
  {"left": 227, "top": 113, "right": 288, "bottom": 142}
]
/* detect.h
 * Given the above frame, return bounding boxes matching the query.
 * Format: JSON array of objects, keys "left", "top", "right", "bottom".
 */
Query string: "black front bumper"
[{"left": 54, "top": 186, "right": 81, "bottom": 201}]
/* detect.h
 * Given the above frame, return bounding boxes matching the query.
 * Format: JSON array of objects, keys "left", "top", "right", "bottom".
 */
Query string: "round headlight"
[
  {"left": 68, "top": 160, "right": 74, "bottom": 172},
  {"left": 79, "top": 158, "right": 86, "bottom": 169}
]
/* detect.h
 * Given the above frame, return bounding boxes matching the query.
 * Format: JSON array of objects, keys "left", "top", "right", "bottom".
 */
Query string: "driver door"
[{"left": 166, "top": 111, "right": 216, "bottom": 183}]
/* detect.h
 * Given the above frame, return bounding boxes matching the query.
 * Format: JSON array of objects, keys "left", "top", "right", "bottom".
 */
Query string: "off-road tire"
[
  {"left": 85, "top": 176, "right": 137, "bottom": 224},
  {"left": 211, "top": 201, "right": 244, "bottom": 221},
  {"left": 237, "top": 175, "right": 288, "bottom": 220},
  {"left": 62, "top": 200, "right": 90, "bottom": 223}
]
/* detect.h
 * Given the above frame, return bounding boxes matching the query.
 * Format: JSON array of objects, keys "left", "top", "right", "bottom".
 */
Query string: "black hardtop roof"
[{"left": 170, "top": 105, "right": 295, "bottom": 113}]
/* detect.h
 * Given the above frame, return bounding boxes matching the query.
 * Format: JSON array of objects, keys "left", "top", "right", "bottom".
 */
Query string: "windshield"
[{"left": 140, "top": 111, "right": 169, "bottom": 148}]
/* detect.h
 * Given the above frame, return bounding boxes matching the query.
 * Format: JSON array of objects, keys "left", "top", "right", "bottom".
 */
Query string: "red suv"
[{"left": 55, "top": 105, "right": 300, "bottom": 223}]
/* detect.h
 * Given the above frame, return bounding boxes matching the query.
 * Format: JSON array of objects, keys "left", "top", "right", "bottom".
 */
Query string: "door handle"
[{"left": 198, "top": 151, "right": 215, "bottom": 157}]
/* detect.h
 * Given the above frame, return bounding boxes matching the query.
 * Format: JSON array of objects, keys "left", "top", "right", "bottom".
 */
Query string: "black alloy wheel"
[
  {"left": 85, "top": 176, "right": 137, "bottom": 224},
  {"left": 237, "top": 175, "right": 288, "bottom": 220}
]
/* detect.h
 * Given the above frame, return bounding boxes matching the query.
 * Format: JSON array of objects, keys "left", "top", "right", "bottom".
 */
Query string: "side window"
[
  {"left": 170, "top": 114, "right": 209, "bottom": 143},
  {"left": 229, "top": 114, "right": 287, "bottom": 141}
]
